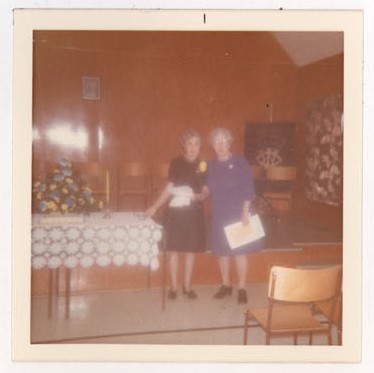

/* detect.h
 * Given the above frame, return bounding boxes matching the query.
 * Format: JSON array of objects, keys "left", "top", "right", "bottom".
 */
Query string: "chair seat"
[{"left": 248, "top": 305, "right": 329, "bottom": 333}]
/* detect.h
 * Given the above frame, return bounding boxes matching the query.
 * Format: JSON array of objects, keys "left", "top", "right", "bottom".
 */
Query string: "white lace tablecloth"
[{"left": 31, "top": 212, "right": 162, "bottom": 271}]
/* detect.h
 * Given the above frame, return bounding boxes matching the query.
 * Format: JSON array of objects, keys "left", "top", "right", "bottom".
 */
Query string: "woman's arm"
[
  {"left": 145, "top": 182, "right": 173, "bottom": 217},
  {"left": 242, "top": 199, "right": 251, "bottom": 226},
  {"left": 191, "top": 185, "right": 209, "bottom": 202}
]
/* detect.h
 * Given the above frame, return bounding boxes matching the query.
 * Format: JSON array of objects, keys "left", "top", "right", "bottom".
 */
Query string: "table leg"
[
  {"left": 65, "top": 268, "right": 71, "bottom": 319},
  {"left": 48, "top": 269, "right": 53, "bottom": 318},
  {"left": 147, "top": 267, "right": 152, "bottom": 289},
  {"left": 162, "top": 251, "right": 167, "bottom": 311},
  {"left": 48, "top": 268, "right": 60, "bottom": 318}
]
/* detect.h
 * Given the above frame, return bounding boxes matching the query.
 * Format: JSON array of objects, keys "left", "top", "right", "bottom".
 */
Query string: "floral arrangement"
[{"left": 32, "top": 158, "right": 104, "bottom": 214}]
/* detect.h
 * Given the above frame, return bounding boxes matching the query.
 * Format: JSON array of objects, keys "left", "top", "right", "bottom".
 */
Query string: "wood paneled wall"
[
  {"left": 31, "top": 32, "right": 344, "bottom": 294},
  {"left": 32, "top": 31, "right": 297, "bottom": 167}
]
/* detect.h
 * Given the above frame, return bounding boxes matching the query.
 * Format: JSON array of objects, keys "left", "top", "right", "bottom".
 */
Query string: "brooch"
[{"left": 197, "top": 161, "right": 207, "bottom": 173}]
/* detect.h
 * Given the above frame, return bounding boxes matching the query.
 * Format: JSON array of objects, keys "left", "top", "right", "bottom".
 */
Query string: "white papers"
[
  {"left": 224, "top": 214, "right": 265, "bottom": 249},
  {"left": 168, "top": 185, "right": 193, "bottom": 207}
]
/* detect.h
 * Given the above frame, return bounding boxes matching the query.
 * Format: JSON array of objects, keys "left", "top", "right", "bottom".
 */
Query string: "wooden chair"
[
  {"left": 72, "top": 161, "right": 109, "bottom": 203},
  {"left": 117, "top": 162, "right": 149, "bottom": 211},
  {"left": 263, "top": 166, "right": 297, "bottom": 213},
  {"left": 243, "top": 265, "right": 342, "bottom": 345},
  {"left": 149, "top": 162, "right": 169, "bottom": 203},
  {"left": 313, "top": 294, "right": 342, "bottom": 345}
]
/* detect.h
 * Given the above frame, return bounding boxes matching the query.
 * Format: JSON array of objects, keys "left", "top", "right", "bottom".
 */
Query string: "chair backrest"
[
  {"left": 118, "top": 162, "right": 149, "bottom": 191},
  {"left": 149, "top": 162, "right": 169, "bottom": 198},
  {"left": 266, "top": 166, "right": 297, "bottom": 181},
  {"left": 73, "top": 161, "right": 107, "bottom": 178},
  {"left": 150, "top": 162, "right": 169, "bottom": 178},
  {"left": 268, "top": 265, "right": 342, "bottom": 303},
  {"left": 117, "top": 162, "right": 149, "bottom": 210},
  {"left": 72, "top": 161, "right": 108, "bottom": 191},
  {"left": 118, "top": 162, "right": 148, "bottom": 178}
]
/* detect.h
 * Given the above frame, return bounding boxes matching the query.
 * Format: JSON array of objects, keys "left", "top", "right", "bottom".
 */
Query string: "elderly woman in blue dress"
[
  {"left": 145, "top": 129, "right": 208, "bottom": 300},
  {"left": 203, "top": 128, "right": 263, "bottom": 303}
]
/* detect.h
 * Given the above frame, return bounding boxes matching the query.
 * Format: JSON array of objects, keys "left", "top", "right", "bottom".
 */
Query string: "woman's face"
[
  {"left": 212, "top": 133, "right": 231, "bottom": 159},
  {"left": 183, "top": 136, "right": 201, "bottom": 162}
]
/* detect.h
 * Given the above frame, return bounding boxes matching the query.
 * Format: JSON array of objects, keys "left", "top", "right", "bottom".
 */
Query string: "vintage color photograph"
[{"left": 12, "top": 9, "right": 362, "bottom": 363}]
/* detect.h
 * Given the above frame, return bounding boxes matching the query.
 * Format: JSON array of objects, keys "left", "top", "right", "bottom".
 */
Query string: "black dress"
[{"left": 165, "top": 156, "right": 206, "bottom": 253}]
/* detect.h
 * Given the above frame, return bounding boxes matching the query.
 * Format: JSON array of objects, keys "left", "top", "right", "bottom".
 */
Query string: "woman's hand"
[
  {"left": 190, "top": 193, "right": 203, "bottom": 202},
  {"left": 242, "top": 208, "right": 250, "bottom": 226},
  {"left": 144, "top": 206, "right": 157, "bottom": 218},
  {"left": 190, "top": 188, "right": 209, "bottom": 202},
  {"left": 190, "top": 193, "right": 198, "bottom": 202},
  {"left": 145, "top": 182, "right": 172, "bottom": 218}
]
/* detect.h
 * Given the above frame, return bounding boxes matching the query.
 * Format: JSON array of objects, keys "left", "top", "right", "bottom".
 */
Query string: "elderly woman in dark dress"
[
  {"left": 203, "top": 128, "right": 263, "bottom": 303},
  {"left": 145, "top": 129, "right": 208, "bottom": 299}
]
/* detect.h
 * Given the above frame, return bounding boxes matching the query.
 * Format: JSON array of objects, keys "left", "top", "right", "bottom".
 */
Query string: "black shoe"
[
  {"left": 167, "top": 289, "right": 177, "bottom": 300},
  {"left": 214, "top": 285, "right": 233, "bottom": 299},
  {"left": 238, "top": 288, "right": 248, "bottom": 304},
  {"left": 182, "top": 287, "right": 198, "bottom": 299}
]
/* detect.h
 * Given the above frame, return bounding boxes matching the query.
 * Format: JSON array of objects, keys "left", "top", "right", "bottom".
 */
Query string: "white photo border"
[{"left": 12, "top": 8, "right": 363, "bottom": 363}]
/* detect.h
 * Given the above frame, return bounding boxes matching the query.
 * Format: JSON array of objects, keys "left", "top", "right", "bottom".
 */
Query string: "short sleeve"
[{"left": 167, "top": 158, "right": 178, "bottom": 183}]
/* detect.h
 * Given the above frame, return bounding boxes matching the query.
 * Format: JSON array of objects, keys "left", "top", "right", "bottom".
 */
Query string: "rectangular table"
[{"left": 32, "top": 212, "right": 163, "bottom": 318}]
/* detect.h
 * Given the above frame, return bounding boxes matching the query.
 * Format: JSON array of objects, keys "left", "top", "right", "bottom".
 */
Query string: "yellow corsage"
[{"left": 198, "top": 161, "right": 207, "bottom": 173}]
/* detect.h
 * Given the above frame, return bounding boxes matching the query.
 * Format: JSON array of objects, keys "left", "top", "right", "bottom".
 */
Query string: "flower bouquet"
[{"left": 32, "top": 158, "right": 104, "bottom": 214}]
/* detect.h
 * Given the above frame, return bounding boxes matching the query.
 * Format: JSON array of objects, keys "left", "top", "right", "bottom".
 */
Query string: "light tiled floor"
[
  {"left": 30, "top": 197, "right": 342, "bottom": 347},
  {"left": 31, "top": 283, "right": 338, "bottom": 345}
]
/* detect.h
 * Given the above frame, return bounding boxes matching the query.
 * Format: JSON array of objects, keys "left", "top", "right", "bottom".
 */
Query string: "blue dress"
[{"left": 207, "top": 154, "right": 263, "bottom": 256}]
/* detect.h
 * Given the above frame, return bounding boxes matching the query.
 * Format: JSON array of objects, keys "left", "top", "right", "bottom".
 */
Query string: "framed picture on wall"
[{"left": 82, "top": 76, "right": 100, "bottom": 100}]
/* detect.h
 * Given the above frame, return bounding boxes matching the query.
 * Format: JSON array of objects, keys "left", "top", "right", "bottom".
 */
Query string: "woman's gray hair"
[
  {"left": 209, "top": 127, "right": 233, "bottom": 145},
  {"left": 180, "top": 129, "right": 202, "bottom": 147}
]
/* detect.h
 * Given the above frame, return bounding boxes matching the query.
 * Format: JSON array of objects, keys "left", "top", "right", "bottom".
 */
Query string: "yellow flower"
[
  {"left": 61, "top": 204, "right": 68, "bottom": 211},
  {"left": 198, "top": 161, "right": 207, "bottom": 173},
  {"left": 50, "top": 183, "right": 57, "bottom": 191},
  {"left": 62, "top": 187, "right": 69, "bottom": 194},
  {"left": 36, "top": 192, "right": 43, "bottom": 200},
  {"left": 47, "top": 201, "right": 57, "bottom": 211}
]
